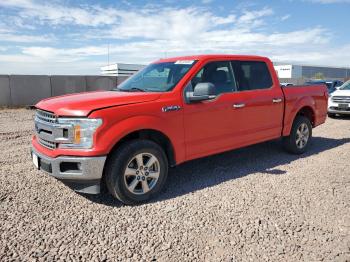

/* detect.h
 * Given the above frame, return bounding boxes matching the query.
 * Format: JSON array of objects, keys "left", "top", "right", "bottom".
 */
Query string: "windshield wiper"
[
  {"left": 114, "top": 87, "right": 146, "bottom": 92},
  {"left": 128, "top": 87, "right": 146, "bottom": 92},
  {"left": 112, "top": 87, "right": 146, "bottom": 92}
]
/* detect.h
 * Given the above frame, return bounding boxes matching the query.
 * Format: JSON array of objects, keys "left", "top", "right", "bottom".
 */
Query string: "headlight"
[{"left": 57, "top": 118, "right": 102, "bottom": 149}]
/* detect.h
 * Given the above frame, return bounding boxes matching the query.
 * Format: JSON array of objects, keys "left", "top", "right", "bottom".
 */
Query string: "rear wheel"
[
  {"left": 105, "top": 140, "right": 168, "bottom": 205},
  {"left": 283, "top": 115, "right": 312, "bottom": 154},
  {"left": 328, "top": 113, "right": 336, "bottom": 118}
]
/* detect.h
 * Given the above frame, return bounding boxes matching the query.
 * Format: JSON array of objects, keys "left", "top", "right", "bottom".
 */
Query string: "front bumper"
[
  {"left": 328, "top": 99, "right": 350, "bottom": 115},
  {"left": 31, "top": 147, "right": 107, "bottom": 194},
  {"left": 328, "top": 107, "right": 350, "bottom": 115}
]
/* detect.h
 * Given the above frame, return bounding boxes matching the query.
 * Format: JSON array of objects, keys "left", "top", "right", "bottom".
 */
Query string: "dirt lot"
[{"left": 0, "top": 108, "right": 349, "bottom": 261}]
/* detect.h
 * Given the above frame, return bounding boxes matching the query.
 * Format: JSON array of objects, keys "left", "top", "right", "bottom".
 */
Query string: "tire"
[
  {"left": 105, "top": 139, "right": 168, "bottom": 205},
  {"left": 328, "top": 113, "right": 336, "bottom": 118},
  {"left": 283, "top": 115, "right": 312, "bottom": 154}
]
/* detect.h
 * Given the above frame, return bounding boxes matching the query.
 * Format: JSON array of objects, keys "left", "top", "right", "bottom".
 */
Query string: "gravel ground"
[{"left": 0, "top": 108, "right": 349, "bottom": 261}]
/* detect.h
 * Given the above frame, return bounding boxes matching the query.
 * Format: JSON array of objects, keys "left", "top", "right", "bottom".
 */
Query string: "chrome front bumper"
[
  {"left": 328, "top": 99, "right": 350, "bottom": 115},
  {"left": 31, "top": 147, "right": 107, "bottom": 194},
  {"left": 328, "top": 108, "right": 350, "bottom": 115}
]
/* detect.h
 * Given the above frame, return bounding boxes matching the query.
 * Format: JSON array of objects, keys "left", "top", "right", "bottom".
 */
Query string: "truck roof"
[{"left": 156, "top": 54, "right": 269, "bottom": 63}]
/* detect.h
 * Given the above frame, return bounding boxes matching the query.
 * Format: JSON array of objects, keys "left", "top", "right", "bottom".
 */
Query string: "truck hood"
[
  {"left": 331, "top": 89, "right": 350, "bottom": 97},
  {"left": 36, "top": 91, "right": 161, "bottom": 116}
]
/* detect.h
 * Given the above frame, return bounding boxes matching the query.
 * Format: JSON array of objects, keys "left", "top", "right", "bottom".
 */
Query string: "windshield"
[
  {"left": 115, "top": 60, "right": 197, "bottom": 92},
  {"left": 340, "top": 80, "right": 350, "bottom": 90}
]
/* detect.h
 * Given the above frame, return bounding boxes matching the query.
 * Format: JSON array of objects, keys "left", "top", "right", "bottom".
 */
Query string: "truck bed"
[{"left": 282, "top": 84, "right": 328, "bottom": 136}]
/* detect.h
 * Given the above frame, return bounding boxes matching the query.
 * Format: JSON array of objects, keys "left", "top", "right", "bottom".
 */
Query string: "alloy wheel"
[
  {"left": 296, "top": 123, "right": 310, "bottom": 149},
  {"left": 123, "top": 153, "right": 160, "bottom": 195}
]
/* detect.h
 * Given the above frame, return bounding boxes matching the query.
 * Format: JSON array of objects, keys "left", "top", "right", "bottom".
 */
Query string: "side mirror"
[{"left": 187, "top": 82, "right": 217, "bottom": 102}]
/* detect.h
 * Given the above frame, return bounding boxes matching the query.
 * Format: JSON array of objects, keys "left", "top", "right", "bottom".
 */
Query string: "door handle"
[
  {"left": 272, "top": 98, "right": 282, "bottom": 103},
  {"left": 233, "top": 103, "right": 245, "bottom": 109}
]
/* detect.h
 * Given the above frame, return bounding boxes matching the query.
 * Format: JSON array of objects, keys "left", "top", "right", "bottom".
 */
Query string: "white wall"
[
  {"left": 274, "top": 65, "right": 293, "bottom": 78},
  {"left": 274, "top": 65, "right": 303, "bottom": 79}
]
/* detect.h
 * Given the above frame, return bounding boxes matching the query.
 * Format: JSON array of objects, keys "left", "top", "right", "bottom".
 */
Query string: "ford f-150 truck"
[{"left": 31, "top": 55, "right": 328, "bottom": 204}]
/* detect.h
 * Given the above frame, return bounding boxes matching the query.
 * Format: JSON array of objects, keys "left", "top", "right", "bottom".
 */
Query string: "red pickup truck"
[{"left": 31, "top": 55, "right": 328, "bottom": 204}]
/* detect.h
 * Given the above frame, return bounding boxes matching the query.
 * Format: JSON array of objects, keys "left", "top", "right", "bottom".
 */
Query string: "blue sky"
[{"left": 0, "top": 0, "right": 349, "bottom": 74}]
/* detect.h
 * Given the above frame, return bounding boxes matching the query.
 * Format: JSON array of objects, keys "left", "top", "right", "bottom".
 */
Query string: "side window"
[
  {"left": 232, "top": 61, "right": 273, "bottom": 91},
  {"left": 191, "top": 61, "right": 236, "bottom": 94}
]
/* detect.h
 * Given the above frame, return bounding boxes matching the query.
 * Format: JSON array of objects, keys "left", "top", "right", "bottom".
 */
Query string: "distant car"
[
  {"left": 328, "top": 80, "right": 350, "bottom": 117},
  {"left": 304, "top": 80, "right": 343, "bottom": 94},
  {"left": 281, "top": 83, "right": 294, "bottom": 87}
]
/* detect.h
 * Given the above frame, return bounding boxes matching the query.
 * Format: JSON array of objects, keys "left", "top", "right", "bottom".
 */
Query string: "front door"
[{"left": 183, "top": 60, "right": 239, "bottom": 159}]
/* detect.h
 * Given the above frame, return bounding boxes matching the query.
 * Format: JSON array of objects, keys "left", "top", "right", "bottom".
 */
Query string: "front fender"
[{"left": 94, "top": 114, "right": 185, "bottom": 164}]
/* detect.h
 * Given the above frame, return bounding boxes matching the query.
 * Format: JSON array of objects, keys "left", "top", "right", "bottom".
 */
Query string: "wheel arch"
[
  {"left": 283, "top": 97, "right": 316, "bottom": 136},
  {"left": 107, "top": 129, "right": 176, "bottom": 167},
  {"left": 295, "top": 106, "right": 315, "bottom": 126}
]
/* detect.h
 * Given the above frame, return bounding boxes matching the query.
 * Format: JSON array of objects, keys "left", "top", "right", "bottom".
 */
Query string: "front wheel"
[
  {"left": 283, "top": 116, "right": 312, "bottom": 154},
  {"left": 105, "top": 140, "right": 168, "bottom": 205}
]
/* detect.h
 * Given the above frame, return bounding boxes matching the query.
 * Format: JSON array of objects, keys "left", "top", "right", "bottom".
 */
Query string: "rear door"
[{"left": 230, "top": 60, "right": 284, "bottom": 143}]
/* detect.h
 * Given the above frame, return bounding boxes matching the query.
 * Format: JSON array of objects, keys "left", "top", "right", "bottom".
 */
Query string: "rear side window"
[{"left": 232, "top": 61, "right": 273, "bottom": 91}]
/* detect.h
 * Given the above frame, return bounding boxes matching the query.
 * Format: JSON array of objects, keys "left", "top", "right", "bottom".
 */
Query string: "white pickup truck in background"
[{"left": 328, "top": 80, "right": 350, "bottom": 117}]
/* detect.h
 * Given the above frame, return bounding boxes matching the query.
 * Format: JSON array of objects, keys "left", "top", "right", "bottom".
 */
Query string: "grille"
[
  {"left": 38, "top": 137, "right": 56, "bottom": 149},
  {"left": 35, "top": 109, "right": 57, "bottom": 123},
  {"left": 35, "top": 109, "right": 57, "bottom": 149},
  {"left": 332, "top": 96, "right": 350, "bottom": 103}
]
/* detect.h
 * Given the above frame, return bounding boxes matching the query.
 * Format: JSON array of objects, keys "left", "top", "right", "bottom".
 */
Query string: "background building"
[
  {"left": 101, "top": 63, "right": 145, "bottom": 77},
  {"left": 101, "top": 62, "right": 350, "bottom": 86},
  {"left": 274, "top": 63, "right": 350, "bottom": 84}
]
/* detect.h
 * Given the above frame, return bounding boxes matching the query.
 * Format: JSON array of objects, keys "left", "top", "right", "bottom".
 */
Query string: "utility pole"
[{"left": 107, "top": 43, "right": 110, "bottom": 66}]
